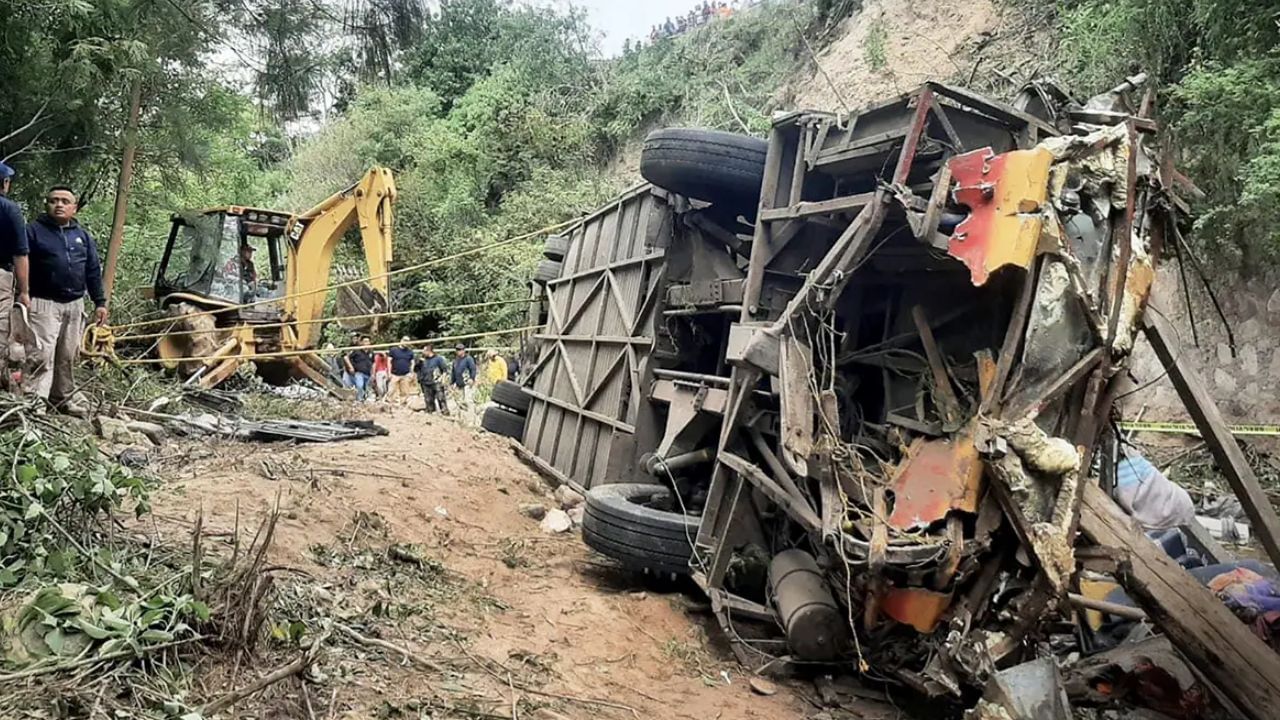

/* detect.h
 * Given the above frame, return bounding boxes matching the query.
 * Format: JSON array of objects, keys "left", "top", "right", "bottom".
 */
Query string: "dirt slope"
[
  {"left": 784, "top": 0, "right": 1052, "bottom": 111},
  {"left": 150, "top": 409, "right": 813, "bottom": 719}
]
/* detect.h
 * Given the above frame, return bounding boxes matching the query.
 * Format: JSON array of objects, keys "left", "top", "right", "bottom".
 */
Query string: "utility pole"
[{"left": 103, "top": 77, "right": 143, "bottom": 302}]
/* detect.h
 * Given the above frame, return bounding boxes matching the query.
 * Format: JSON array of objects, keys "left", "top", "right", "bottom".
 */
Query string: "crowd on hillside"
[{"left": 629, "top": 0, "right": 763, "bottom": 50}]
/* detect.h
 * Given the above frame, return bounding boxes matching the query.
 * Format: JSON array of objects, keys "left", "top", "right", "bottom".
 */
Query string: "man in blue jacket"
[
  {"left": 414, "top": 343, "right": 449, "bottom": 414},
  {"left": 25, "top": 186, "right": 107, "bottom": 413},
  {"left": 0, "top": 163, "right": 31, "bottom": 387}
]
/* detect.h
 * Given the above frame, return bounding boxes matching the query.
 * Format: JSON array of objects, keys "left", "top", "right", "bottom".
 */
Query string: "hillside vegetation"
[{"left": 1, "top": 0, "right": 1277, "bottom": 342}]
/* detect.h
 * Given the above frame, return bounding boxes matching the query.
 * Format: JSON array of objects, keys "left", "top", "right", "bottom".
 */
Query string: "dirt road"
[{"left": 151, "top": 407, "right": 815, "bottom": 719}]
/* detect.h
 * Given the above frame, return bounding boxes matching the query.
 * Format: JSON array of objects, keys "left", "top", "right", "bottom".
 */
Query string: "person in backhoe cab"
[
  {"left": 24, "top": 185, "right": 106, "bottom": 414},
  {"left": 414, "top": 343, "right": 449, "bottom": 414},
  {"left": 222, "top": 243, "right": 258, "bottom": 301},
  {"left": 0, "top": 163, "right": 31, "bottom": 387}
]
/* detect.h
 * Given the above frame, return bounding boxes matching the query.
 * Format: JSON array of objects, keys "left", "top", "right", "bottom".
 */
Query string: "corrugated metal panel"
[{"left": 522, "top": 185, "right": 670, "bottom": 490}]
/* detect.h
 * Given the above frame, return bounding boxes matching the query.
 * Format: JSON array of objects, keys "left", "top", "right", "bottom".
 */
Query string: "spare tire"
[
  {"left": 481, "top": 405, "right": 526, "bottom": 439},
  {"left": 582, "top": 483, "right": 700, "bottom": 576},
  {"left": 544, "top": 234, "right": 569, "bottom": 261},
  {"left": 491, "top": 380, "right": 531, "bottom": 414},
  {"left": 641, "top": 128, "right": 768, "bottom": 210},
  {"left": 533, "top": 259, "right": 562, "bottom": 285}
]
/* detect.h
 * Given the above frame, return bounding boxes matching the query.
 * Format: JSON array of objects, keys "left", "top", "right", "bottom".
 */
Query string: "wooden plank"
[
  {"left": 512, "top": 440, "right": 587, "bottom": 496},
  {"left": 1144, "top": 311, "right": 1280, "bottom": 570},
  {"left": 1080, "top": 481, "right": 1280, "bottom": 720}
]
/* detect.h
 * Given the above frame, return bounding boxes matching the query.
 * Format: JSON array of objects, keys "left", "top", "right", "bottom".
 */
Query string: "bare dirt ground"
[{"left": 148, "top": 407, "right": 817, "bottom": 719}]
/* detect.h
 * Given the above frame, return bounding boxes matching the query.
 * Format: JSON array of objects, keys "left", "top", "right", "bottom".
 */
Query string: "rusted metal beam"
[
  {"left": 1143, "top": 311, "right": 1280, "bottom": 570},
  {"left": 1080, "top": 481, "right": 1280, "bottom": 720},
  {"left": 982, "top": 261, "right": 1039, "bottom": 416},
  {"left": 893, "top": 87, "right": 935, "bottom": 185},
  {"left": 910, "top": 305, "right": 962, "bottom": 426},
  {"left": 758, "top": 192, "right": 877, "bottom": 222},
  {"left": 928, "top": 102, "right": 964, "bottom": 152},
  {"left": 928, "top": 82, "right": 1059, "bottom": 138}
]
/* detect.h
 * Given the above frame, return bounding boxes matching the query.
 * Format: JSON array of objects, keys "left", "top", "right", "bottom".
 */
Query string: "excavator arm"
[{"left": 284, "top": 167, "right": 397, "bottom": 349}]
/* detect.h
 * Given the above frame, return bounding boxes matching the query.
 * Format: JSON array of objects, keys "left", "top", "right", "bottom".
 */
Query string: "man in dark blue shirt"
[
  {"left": 414, "top": 343, "right": 449, "bottom": 414},
  {"left": 343, "top": 336, "right": 374, "bottom": 401},
  {"left": 0, "top": 163, "right": 31, "bottom": 389},
  {"left": 25, "top": 185, "right": 106, "bottom": 412},
  {"left": 450, "top": 343, "right": 478, "bottom": 422},
  {"left": 387, "top": 336, "right": 416, "bottom": 401}
]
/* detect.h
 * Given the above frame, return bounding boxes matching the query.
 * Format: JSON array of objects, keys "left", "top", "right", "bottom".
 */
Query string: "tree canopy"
[{"left": 3, "top": 0, "right": 1274, "bottom": 345}]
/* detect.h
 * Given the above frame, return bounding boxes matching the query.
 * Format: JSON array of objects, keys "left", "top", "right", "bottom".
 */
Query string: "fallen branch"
[
  {"left": 200, "top": 630, "right": 328, "bottom": 715},
  {"left": 334, "top": 622, "right": 447, "bottom": 673},
  {"left": 0, "top": 636, "right": 205, "bottom": 683}
]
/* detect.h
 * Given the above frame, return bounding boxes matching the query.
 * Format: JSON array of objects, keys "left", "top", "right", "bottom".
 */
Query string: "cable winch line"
[
  {"left": 110, "top": 298, "right": 532, "bottom": 342},
  {"left": 106, "top": 215, "right": 580, "bottom": 333},
  {"left": 114, "top": 324, "right": 545, "bottom": 365}
]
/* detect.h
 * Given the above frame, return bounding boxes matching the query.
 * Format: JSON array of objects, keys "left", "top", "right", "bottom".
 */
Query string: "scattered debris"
[{"left": 239, "top": 418, "right": 388, "bottom": 443}]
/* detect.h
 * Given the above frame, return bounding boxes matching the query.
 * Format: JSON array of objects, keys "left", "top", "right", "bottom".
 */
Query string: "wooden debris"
[{"left": 1079, "top": 481, "right": 1280, "bottom": 720}]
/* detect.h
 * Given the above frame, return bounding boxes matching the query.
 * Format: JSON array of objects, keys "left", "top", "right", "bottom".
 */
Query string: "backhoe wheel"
[
  {"left": 582, "top": 483, "right": 699, "bottom": 576},
  {"left": 491, "top": 380, "right": 531, "bottom": 414},
  {"left": 481, "top": 405, "right": 526, "bottom": 439},
  {"left": 640, "top": 128, "right": 768, "bottom": 212},
  {"left": 533, "top": 260, "right": 563, "bottom": 285},
  {"left": 544, "top": 234, "right": 569, "bottom": 261}
]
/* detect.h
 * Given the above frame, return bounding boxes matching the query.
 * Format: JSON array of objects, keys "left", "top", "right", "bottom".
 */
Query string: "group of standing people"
[
  {"left": 0, "top": 162, "right": 107, "bottom": 415},
  {"left": 646, "top": 0, "right": 744, "bottom": 44},
  {"left": 334, "top": 336, "right": 511, "bottom": 417}
]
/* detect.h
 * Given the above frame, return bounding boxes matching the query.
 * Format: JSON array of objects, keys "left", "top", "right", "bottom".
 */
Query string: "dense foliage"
[
  {"left": 9, "top": 0, "right": 1274, "bottom": 345},
  {"left": 1058, "top": 0, "right": 1280, "bottom": 269}
]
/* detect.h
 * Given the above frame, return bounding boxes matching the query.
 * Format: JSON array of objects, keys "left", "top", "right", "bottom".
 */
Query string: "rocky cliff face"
[{"left": 1128, "top": 266, "right": 1280, "bottom": 423}]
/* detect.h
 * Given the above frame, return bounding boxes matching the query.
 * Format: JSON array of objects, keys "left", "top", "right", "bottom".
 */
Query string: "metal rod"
[
  {"left": 649, "top": 447, "right": 717, "bottom": 475},
  {"left": 1067, "top": 592, "right": 1147, "bottom": 622},
  {"left": 651, "top": 368, "right": 732, "bottom": 387}
]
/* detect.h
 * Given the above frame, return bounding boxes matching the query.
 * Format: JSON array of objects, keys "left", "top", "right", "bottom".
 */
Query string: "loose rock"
[
  {"left": 749, "top": 677, "right": 778, "bottom": 696},
  {"left": 554, "top": 485, "right": 585, "bottom": 509},
  {"left": 540, "top": 508, "right": 572, "bottom": 534},
  {"left": 567, "top": 506, "right": 584, "bottom": 528},
  {"left": 519, "top": 503, "right": 548, "bottom": 520}
]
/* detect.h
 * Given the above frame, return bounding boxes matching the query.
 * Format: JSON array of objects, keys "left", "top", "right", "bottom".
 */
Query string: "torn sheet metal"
[
  {"left": 948, "top": 147, "right": 1054, "bottom": 285},
  {"left": 888, "top": 433, "right": 984, "bottom": 530},
  {"left": 882, "top": 587, "right": 953, "bottom": 633}
]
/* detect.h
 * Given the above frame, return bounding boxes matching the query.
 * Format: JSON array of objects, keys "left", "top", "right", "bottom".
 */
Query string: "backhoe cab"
[{"left": 148, "top": 167, "right": 396, "bottom": 388}]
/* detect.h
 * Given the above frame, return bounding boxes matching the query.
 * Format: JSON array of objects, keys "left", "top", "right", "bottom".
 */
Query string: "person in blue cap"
[{"left": 0, "top": 162, "right": 31, "bottom": 388}]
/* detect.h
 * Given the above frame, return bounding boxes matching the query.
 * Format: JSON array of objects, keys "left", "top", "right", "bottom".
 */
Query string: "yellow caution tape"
[{"left": 1118, "top": 421, "right": 1280, "bottom": 437}]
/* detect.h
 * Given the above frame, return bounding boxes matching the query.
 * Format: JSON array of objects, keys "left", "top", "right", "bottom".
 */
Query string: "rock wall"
[{"left": 1125, "top": 265, "right": 1280, "bottom": 423}]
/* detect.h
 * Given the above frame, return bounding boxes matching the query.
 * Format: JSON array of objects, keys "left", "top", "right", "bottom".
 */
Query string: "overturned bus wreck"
[{"left": 513, "top": 81, "right": 1280, "bottom": 718}]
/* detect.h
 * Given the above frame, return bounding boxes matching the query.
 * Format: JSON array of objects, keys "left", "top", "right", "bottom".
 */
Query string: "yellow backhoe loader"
[{"left": 143, "top": 167, "right": 396, "bottom": 388}]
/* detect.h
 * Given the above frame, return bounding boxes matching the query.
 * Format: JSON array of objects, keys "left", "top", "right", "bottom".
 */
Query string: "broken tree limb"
[
  {"left": 1079, "top": 481, "right": 1280, "bottom": 720},
  {"left": 1142, "top": 311, "right": 1280, "bottom": 570},
  {"left": 334, "top": 622, "right": 446, "bottom": 673},
  {"left": 201, "top": 634, "right": 325, "bottom": 716}
]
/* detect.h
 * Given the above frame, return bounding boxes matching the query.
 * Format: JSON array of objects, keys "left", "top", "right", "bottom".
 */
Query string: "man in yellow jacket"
[{"left": 483, "top": 350, "right": 508, "bottom": 385}]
